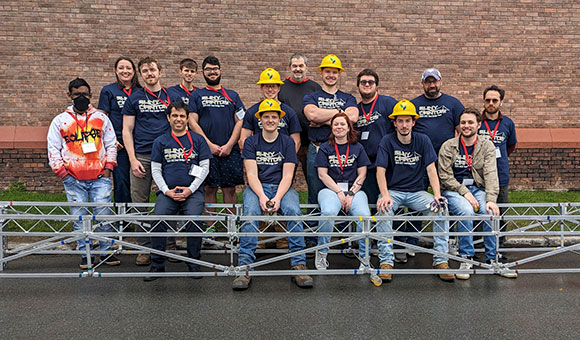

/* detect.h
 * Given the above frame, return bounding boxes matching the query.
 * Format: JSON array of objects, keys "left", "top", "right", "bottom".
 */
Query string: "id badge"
[
  {"left": 495, "top": 147, "right": 501, "bottom": 158},
  {"left": 338, "top": 182, "right": 349, "bottom": 192},
  {"left": 462, "top": 178, "right": 474, "bottom": 186},
  {"left": 189, "top": 164, "right": 203, "bottom": 177},
  {"left": 81, "top": 142, "right": 97, "bottom": 154},
  {"left": 235, "top": 107, "right": 246, "bottom": 120},
  {"left": 361, "top": 131, "right": 370, "bottom": 140}
]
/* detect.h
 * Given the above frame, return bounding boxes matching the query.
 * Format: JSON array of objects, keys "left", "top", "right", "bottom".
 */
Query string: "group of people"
[{"left": 47, "top": 52, "right": 518, "bottom": 289}]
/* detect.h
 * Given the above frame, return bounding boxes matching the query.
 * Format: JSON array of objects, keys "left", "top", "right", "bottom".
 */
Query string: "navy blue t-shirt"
[
  {"left": 189, "top": 87, "right": 245, "bottom": 146},
  {"left": 452, "top": 142, "right": 474, "bottom": 183},
  {"left": 167, "top": 84, "right": 195, "bottom": 105},
  {"left": 242, "top": 133, "right": 297, "bottom": 185},
  {"left": 478, "top": 115, "right": 517, "bottom": 186},
  {"left": 151, "top": 131, "right": 212, "bottom": 191},
  {"left": 355, "top": 94, "right": 398, "bottom": 162},
  {"left": 98, "top": 83, "right": 139, "bottom": 143},
  {"left": 411, "top": 93, "right": 464, "bottom": 154},
  {"left": 122, "top": 87, "right": 181, "bottom": 154},
  {"left": 303, "top": 89, "right": 357, "bottom": 143},
  {"left": 314, "top": 142, "right": 371, "bottom": 188},
  {"left": 243, "top": 102, "right": 301, "bottom": 136},
  {"left": 376, "top": 132, "right": 437, "bottom": 192}
]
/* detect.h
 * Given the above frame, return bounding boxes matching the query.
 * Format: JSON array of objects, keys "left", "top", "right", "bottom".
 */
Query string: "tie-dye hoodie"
[{"left": 47, "top": 105, "right": 117, "bottom": 180}]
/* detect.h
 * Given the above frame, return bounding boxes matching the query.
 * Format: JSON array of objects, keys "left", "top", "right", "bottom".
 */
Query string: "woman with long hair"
[
  {"left": 313, "top": 112, "right": 372, "bottom": 270},
  {"left": 97, "top": 57, "right": 141, "bottom": 203}
]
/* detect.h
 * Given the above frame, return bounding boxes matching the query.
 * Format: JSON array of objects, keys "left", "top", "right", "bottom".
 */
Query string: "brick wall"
[
  {"left": 510, "top": 148, "right": 580, "bottom": 191},
  {"left": 1, "top": 1, "right": 580, "bottom": 127},
  {"left": 0, "top": 148, "right": 62, "bottom": 193}
]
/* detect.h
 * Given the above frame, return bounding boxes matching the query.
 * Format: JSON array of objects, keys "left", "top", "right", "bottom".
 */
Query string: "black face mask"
[{"left": 73, "top": 95, "right": 90, "bottom": 112}]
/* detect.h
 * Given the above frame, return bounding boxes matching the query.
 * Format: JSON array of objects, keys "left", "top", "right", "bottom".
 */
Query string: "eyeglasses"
[
  {"left": 203, "top": 67, "right": 220, "bottom": 72},
  {"left": 485, "top": 98, "right": 500, "bottom": 103},
  {"left": 359, "top": 80, "right": 376, "bottom": 86}
]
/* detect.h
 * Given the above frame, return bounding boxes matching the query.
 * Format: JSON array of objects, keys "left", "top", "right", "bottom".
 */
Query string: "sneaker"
[
  {"left": 144, "top": 266, "right": 165, "bottom": 282},
  {"left": 135, "top": 253, "right": 151, "bottom": 266},
  {"left": 394, "top": 251, "right": 407, "bottom": 263},
  {"left": 79, "top": 257, "right": 95, "bottom": 270},
  {"left": 188, "top": 266, "right": 202, "bottom": 280},
  {"left": 102, "top": 255, "right": 121, "bottom": 266},
  {"left": 433, "top": 262, "right": 455, "bottom": 282},
  {"left": 486, "top": 259, "right": 518, "bottom": 279},
  {"left": 166, "top": 245, "right": 181, "bottom": 263},
  {"left": 232, "top": 275, "right": 251, "bottom": 290},
  {"left": 449, "top": 238, "right": 459, "bottom": 256},
  {"left": 291, "top": 264, "right": 313, "bottom": 288},
  {"left": 358, "top": 262, "right": 370, "bottom": 271},
  {"left": 456, "top": 262, "right": 473, "bottom": 280},
  {"left": 378, "top": 263, "right": 393, "bottom": 282},
  {"left": 407, "top": 249, "right": 416, "bottom": 257},
  {"left": 315, "top": 250, "right": 329, "bottom": 270}
]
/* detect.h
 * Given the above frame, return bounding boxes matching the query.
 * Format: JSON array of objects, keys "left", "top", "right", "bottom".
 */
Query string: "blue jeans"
[
  {"left": 317, "top": 189, "right": 371, "bottom": 256},
  {"left": 238, "top": 185, "right": 306, "bottom": 267},
  {"left": 63, "top": 175, "right": 113, "bottom": 257},
  {"left": 443, "top": 186, "right": 496, "bottom": 260},
  {"left": 376, "top": 190, "right": 449, "bottom": 266},
  {"left": 151, "top": 190, "right": 205, "bottom": 269},
  {"left": 112, "top": 148, "right": 131, "bottom": 203}
]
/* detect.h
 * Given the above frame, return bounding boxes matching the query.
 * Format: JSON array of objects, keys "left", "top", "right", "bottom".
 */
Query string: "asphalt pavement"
[{"left": 1, "top": 251, "right": 579, "bottom": 340}]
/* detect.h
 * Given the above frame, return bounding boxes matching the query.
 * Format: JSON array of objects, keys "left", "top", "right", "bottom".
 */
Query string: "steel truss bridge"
[{"left": 1, "top": 201, "right": 579, "bottom": 285}]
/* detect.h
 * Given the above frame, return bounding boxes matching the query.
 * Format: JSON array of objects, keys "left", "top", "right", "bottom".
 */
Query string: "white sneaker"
[
  {"left": 449, "top": 238, "right": 459, "bottom": 256},
  {"left": 456, "top": 262, "right": 472, "bottom": 280},
  {"left": 407, "top": 248, "right": 416, "bottom": 257},
  {"left": 315, "top": 250, "right": 329, "bottom": 270},
  {"left": 358, "top": 262, "right": 370, "bottom": 271}
]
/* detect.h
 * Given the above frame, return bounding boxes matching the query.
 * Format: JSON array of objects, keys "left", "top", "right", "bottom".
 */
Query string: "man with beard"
[
  {"left": 188, "top": 56, "right": 246, "bottom": 210},
  {"left": 167, "top": 58, "right": 198, "bottom": 105},
  {"left": 478, "top": 85, "right": 517, "bottom": 250},
  {"left": 394, "top": 68, "right": 464, "bottom": 263},
  {"left": 355, "top": 69, "right": 397, "bottom": 204},
  {"left": 303, "top": 54, "right": 358, "bottom": 217},
  {"left": 439, "top": 108, "right": 516, "bottom": 279},
  {"left": 279, "top": 53, "right": 322, "bottom": 177},
  {"left": 122, "top": 56, "right": 181, "bottom": 266}
]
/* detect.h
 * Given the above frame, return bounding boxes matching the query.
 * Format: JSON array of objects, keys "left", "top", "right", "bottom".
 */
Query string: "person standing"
[
  {"left": 167, "top": 58, "right": 198, "bottom": 105},
  {"left": 48, "top": 78, "right": 119, "bottom": 269}
]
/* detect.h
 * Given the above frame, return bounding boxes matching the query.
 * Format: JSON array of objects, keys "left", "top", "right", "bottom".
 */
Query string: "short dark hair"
[
  {"left": 68, "top": 77, "right": 91, "bottom": 94},
  {"left": 460, "top": 107, "right": 482, "bottom": 123},
  {"left": 202, "top": 56, "right": 220, "bottom": 69},
  {"left": 166, "top": 101, "right": 189, "bottom": 117},
  {"left": 138, "top": 56, "right": 162, "bottom": 73},
  {"left": 483, "top": 85, "right": 505, "bottom": 100},
  {"left": 357, "top": 69, "right": 379, "bottom": 86},
  {"left": 114, "top": 56, "right": 141, "bottom": 89},
  {"left": 180, "top": 58, "right": 198, "bottom": 71}
]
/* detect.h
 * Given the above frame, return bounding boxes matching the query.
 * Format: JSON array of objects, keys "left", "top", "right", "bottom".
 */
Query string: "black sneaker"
[
  {"left": 79, "top": 257, "right": 95, "bottom": 270},
  {"left": 188, "top": 266, "right": 203, "bottom": 280},
  {"left": 144, "top": 266, "right": 165, "bottom": 282},
  {"left": 102, "top": 255, "right": 121, "bottom": 266},
  {"left": 394, "top": 252, "right": 408, "bottom": 264}
]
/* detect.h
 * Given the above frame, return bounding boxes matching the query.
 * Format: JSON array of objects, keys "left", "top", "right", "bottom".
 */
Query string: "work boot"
[
  {"left": 232, "top": 275, "right": 251, "bottom": 290},
  {"left": 433, "top": 262, "right": 455, "bottom": 282},
  {"left": 166, "top": 245, "right": 181, "bottom": 263},
  {"left": 275, "top": 223, "right": 289, "bottom": 249},
  {"left": 291, "top": 264, "right": 313, "bottom": 288},
  {"left": 378, "top": 263, "right": 393, "bottom": 282},
  {"left": 144, "top": 266, "right": 165, "bottom": 282},
  {"left": 135, "top": 253, "right": 151, "bottom": 266}
]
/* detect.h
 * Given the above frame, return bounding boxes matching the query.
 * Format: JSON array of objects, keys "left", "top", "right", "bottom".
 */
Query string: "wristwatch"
[{"left": 344, "top": 191, "right": 354, "bottom": 196}]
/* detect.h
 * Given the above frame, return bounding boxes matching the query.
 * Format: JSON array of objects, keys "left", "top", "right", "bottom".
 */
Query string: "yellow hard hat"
[
  {"left": 389, "top": 100, "right": 419, "bottom": 119},
  {"left": 256, "top": 68, "right": 284, "bottom": 85},
  {"left": 318, "top": 54, "right": 344, "bottom": 72},
  {"left": 255, "top": 98, "right": 286, "bottom": 119}
]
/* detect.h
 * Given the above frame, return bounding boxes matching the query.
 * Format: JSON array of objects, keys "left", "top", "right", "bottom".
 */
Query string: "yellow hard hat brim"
[
  {"left": 388, "top": 112, "right": 420, "bottom": 119},
  {"left": 255, "top": 110, "right": 286, "bottom": 119}
]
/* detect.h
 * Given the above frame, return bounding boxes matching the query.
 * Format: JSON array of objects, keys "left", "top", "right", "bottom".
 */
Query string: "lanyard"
[
  {"left": 68, "top": 112, "right": 92, "bottom": 135},
  {"left": 460, "top": 137, "right": 477, "bottom": 172},
  {"left": 334, "top": 143, "right": 350, "bottom": 175},
  {"left": 145, "top": 87, "right": 171, "bottom": 107},
  {"left": 359, "top": 93, "right": 378, "bottom": 122},
  {"left": 285, "top": 77, "right": 310, "bottom": 84},
  {"left": 206, "top": 86, "right": 235, "bottom": 106},
  {"left": 122, "top": 88, "right": 132, "bottom": 97},
  {"left": 180, "top": 84, "right": 196, "bottom": 96},
  {"left": 484, "top": 120, "right": 500, "bottom": 140},
  {"left": 171, "top": 130, "right": 194, "bottom": 164}
]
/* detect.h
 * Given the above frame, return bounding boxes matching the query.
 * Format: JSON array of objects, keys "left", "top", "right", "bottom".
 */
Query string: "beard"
[
  {"left": 360, "top": 91, "right": 376, "bottom": 101},
  {"left": 204, "top": 74, "right": 221, "bottom": 86},
  {"left": 462, "top": 130, "right": 477, "bottom": 138},
  {"left": 424, "top": 88, "right": 440, "bottom": 98}
]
